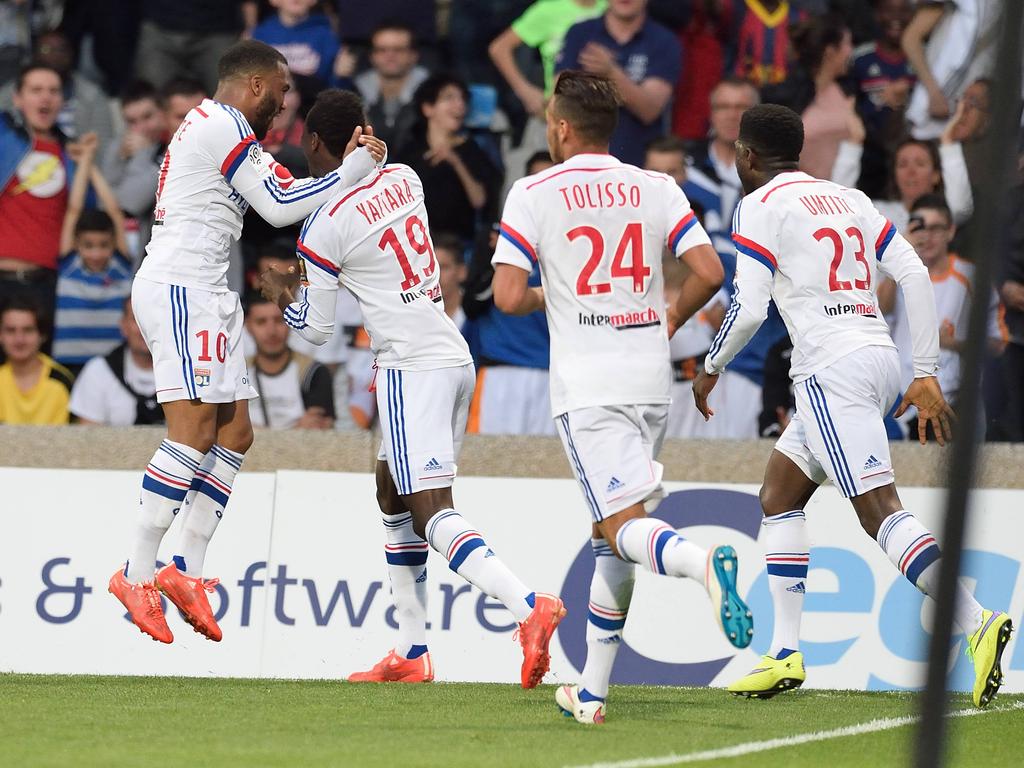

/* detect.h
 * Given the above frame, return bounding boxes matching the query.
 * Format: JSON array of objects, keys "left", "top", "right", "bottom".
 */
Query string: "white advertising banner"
[{"left": 1, "top": 467, "right": 1021, "bottom": 694}]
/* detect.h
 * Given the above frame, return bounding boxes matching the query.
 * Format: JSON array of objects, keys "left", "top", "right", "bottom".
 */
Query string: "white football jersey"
[
  {"left": 891, "top": 255, "right": 1005, "bottom": 399},
  {"left": 706, "top": 171, "right": 939, "bottom": 383},
  {"left": 283, "top": 164, "right": 472, "bottom": 371},
  {"left": 492, "top": 153, "right": 713, "bottom": 416},
  {"left": 138, "top": 98, "right": 376, "bottom": 292}
]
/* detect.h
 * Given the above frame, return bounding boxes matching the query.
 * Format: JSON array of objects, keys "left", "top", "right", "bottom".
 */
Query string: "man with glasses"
[
  {"left": 889, "top": 194, "right": 1006, "bottom": 437},
  {"left": 353, "top": 22, "right": 428, "bottom": 150}
]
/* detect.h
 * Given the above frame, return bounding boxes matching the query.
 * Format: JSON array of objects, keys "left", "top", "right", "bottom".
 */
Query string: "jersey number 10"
[
  {"left": 814, "top": 226, "right": 870, "bottom": 292},
  {"left": 569, "top": 221, "right": 650, "bottom": 296},
  {"left": 379, "top": 214, "right": 437, "bottom": 291}
]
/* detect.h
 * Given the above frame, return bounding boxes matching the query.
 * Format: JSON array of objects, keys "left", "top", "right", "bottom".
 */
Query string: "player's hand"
[
  {"left": 346, "top": 125, "right": 387, "bottom": 165},
  {"left": 579, "top": 42, "right": 617, "bottom": 77},
  {"left": 258, "top": 264, "right": 300, "bottom": 308},
  {"left": 692, "top": 369, "right": 719, "bottom": 422},
  {"left": 896, "top": 376, "right": 955, "bottom": 446}
]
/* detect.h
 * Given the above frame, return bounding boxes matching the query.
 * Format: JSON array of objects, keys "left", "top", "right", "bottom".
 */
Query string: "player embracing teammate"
[
  {"left": 491, "top": 71, "right": 755, "bottom": 725},
  {"left": 109, "top": 41, "right": 386, "bottom": 644}
]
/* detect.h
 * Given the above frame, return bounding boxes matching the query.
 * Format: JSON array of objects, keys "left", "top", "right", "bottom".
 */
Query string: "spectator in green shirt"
[{"left": 489, "top": 0, "right": 607, "bottom": 117}]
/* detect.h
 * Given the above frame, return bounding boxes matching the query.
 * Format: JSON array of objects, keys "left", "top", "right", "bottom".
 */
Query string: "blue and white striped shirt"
[{"left": 53, "top": 251, "right": 132, "bottom": 367}]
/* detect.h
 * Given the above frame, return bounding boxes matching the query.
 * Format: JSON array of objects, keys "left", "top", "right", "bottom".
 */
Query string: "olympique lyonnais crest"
[{"left": 194, "top": 369, "right": 211, "bottom": 388}]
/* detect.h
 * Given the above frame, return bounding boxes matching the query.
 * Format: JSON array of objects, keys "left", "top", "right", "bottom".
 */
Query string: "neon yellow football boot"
[
  {"left": 967, "top": 610, "right": 1013, "bottom": 708},
  {"left": 727, "top": 651, "right": 806, "bottom": 699}
]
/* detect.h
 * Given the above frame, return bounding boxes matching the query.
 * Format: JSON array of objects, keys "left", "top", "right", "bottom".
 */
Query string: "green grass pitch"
[{"left": 1, "top": 675, "right": 1020, "bottom": 767}]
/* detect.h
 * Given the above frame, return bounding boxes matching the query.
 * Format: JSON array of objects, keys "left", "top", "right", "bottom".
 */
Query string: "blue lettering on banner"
[
  {"left": 36, "top": 558, "right": 93, "bottom": 624},
  {"left": 476, "top": 595, "right": 517, "bottom": 633},
  {"left": 238, "top": 561, "right": 266, "bottom": 627},
  {"left": 271, "top": 564, "right": 298, "bottom": 625},
  {"left": 302, "top": 579, "right": 381, "bottom": 627},
  {"left": 440, "top": 583, "right": 473, "bottom": 630},
  {"left": 558, "top": 489, "right": 763, "bottom": 685}
]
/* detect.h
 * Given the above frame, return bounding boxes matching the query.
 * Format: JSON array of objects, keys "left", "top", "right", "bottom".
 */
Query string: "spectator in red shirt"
[{"left": 0, "top": 64, "right": 80, "bottom": 323}]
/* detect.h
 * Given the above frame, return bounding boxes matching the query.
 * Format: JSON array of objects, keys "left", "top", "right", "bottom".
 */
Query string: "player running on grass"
[
  {"left": 108, "top": 41, "right": 386, "bottom": 644},
  {"left": 258, "top": 89, "right": 565, "bottom": 689},
  {"left": 491, "top": 70, "right": 754, "bottom": 726},
  {"left": 692, "top": 103, "right": 1012, "bottom": 708}
]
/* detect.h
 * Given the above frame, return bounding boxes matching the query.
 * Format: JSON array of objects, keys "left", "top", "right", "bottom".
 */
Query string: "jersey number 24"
[{"left": 569, "top": 222, "right": 650, "bottom": 296}]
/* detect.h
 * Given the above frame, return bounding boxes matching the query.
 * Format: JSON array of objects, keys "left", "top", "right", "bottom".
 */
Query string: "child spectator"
[
  {"left": 68, "top": 298, "right": 164, "bottom": 426},
  {"left": 721, "top": 0, "right": 806, "bottom": 88},
  {"left": 252, "top": 0, "right": 343, "bottom": 89},
  {"left": 245, "top": 292, "right": 337, "bottom": 430},
  {"left": 0, "top": 295, "right": 73, "bottom": 424},
  {"left": 53, "top": 132, "right": 132, "bottom": 373}
]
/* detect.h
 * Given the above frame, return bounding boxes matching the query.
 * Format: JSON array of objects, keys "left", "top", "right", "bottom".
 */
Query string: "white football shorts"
[
  {"left": 375, "top": 363, "right": 475, "bottom": 495},
  {"left": 555, "top": 404, "right": 668, "bottom": 522},
  {"left": 775, "top": 345, "right": 901, "bottom": 498},
  {"left": 132, "top": 277, "right": 256, "bottom": 404}
]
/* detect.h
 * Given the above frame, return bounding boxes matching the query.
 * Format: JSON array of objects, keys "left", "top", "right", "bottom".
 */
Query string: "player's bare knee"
[{"left": 220, "top": 425, "right": 254, "bottom": 455}]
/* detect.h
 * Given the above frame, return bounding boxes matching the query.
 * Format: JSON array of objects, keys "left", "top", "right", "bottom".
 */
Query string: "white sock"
[
  {"left": 762, "top": 510, "right": 809, "bottom": 657},
  {"left": 877, "top": 510, "right": 984, "bottom": 634},
  {"left": 425, "top": 509, "right": 534, "bottom": 622},
  {"left": 614, "top": 517, "right": 707, "bottom": 582},
  {"left": 580, "top": 538, "right": 634, "bottom": 701},
  {"left": 174, "top": 445, "right": 243, "bottom": 577},
  {"left": 126, "top": 439, "right": 203, "bottom": 583},
  {"left": 382, "top": 511, "right": 429, "bottom": 658}
]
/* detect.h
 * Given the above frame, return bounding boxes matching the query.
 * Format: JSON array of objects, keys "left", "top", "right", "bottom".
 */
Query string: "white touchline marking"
[{"left": 564, "top": 700, "right": 1024, "bottom": 768}]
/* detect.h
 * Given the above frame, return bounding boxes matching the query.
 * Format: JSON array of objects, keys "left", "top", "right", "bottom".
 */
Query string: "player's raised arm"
[
  {"left": 491, "top": 181, "right": 545, "bottom": 315},
  {"left": 662, "top": 183, "right": 723, "bottom": 336}
]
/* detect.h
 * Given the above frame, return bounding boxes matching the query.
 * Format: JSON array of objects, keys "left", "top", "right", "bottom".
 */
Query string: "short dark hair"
[
  {"left": 431, "top": 231, "right": 464, "bottom": 259},
  {"left": 256, "top": 241, "right": 298, "bottom": 264},
  {"left": 15, "top": 63, "right": 63, "bottom": 92},
  {"left": 159, "top": 77, "right": 207, "bottom": 105},
  {"left": 371, "top": 20, "right": 417, "bottom": 49},
  {"left": 739, "top": 104, "right": 804, "bottom": 163},
  {"left": 645, "top": 135, "right": 687, "bottom": 157},
  {"left": 910, "top": 193, "right": 952, "bottom": 224},
  {"left": 711, "top": 76, "right": 760, "bottom": 103},
  {"left": 1, "top": 294, "right": 50, "bottom": 339},
  {"left": 120, "top": 80, "right": 159, "bottom": 107},
  {"left": 306, "top": 88, "right": 367, "bottom": 157},
  {"left": 525, "top": 150, "right": 552, "bottom": 174},
  {"left": 217, "top": 40, "right": 287, "bottom": 83},
  {"left": 551, "top": 70, "right": 620, "bottom": 145},
  {"left": 243, "top": 290, "right": 274, "bottom": 314},
  {"left": 74, "top": 209, "right": 115, "bottom": 237},
  {"left": 414, "top": 73, "right": 470, "bottom": 116}
]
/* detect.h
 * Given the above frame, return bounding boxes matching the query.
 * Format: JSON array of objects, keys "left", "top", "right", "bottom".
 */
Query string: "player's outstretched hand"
[
  {"left": 896, "top": 376, "right": 955, "bottom": 446},
  {"left": 692, "top": 369, "right": 719, "bottom": 422},
  {"left": 259, "top": 264, "right": 301, "bottom": 310},
  {"left": 347, "top": 125, "right": 387, "bottom": 165}
]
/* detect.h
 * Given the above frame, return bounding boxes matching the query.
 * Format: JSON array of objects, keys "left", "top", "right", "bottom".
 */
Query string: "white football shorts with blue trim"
[
  {"left": 132, "top": 276, "right": 257, "bottom": 404},
  {"left": 375, "top": 363, "right": 474, "bottom": 494},
  {"left": 555, "top": 404, "right": 668, "bottom": 522},
  {"left": 775, "top": 345, "right": 901, "bottom": 498}
]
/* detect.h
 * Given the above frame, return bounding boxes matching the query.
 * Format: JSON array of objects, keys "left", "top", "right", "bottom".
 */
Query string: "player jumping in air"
[
  {"left": 491, "top": 71, "right": 754, "bottom": 725},
  {"left": 108, "top": 41, "right": 386, "bottom": 644},
  {"left": 691, "top": 103, "right": 1012, "bottom": 708},
  {"left": 258, "top": 89, "right": 565, "bottom": 689}
]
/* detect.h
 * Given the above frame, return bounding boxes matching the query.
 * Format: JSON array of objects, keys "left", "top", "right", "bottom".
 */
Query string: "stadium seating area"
[{"left": 0, "top": 0, "right": 1022, "bottom": 440}]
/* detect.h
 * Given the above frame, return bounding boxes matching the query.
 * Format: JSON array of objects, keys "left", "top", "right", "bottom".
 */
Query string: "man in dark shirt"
[
  {"left": 557, "top": 0, "right": 681, "bottom": 167},
  {"left": 135, "top": 0, "right": 256, "bottom": 95}
]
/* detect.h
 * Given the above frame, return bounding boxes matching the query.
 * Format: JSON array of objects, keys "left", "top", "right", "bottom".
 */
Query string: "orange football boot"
[
  {"left": 347, "top": 649, "right": 435, "bottom": 683},
  {"left": 517, "top": 593, "right": 567, "bottom": 689},
  {"left": 108, "top": 568, "right": 173, "bottom": 644},
  {"left": 155, "top": 563, "right": 223, "bottom": 642}
]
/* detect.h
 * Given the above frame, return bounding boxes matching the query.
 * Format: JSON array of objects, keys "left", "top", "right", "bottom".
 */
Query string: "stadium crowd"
[{"left": 0, "top": 0, "right": 1021, "bottom": 442}]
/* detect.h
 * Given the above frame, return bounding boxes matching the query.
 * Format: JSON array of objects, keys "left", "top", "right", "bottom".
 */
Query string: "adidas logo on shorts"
[
  {"left": 606, "top": 476, "right": 625, "bottom": 493},
  {"left": 863, "top": 455, "right": 883, "bottom": 470},
  {"left": 423, "top": 457, "right": 443, "bottom": 472},
  {"left": 787, "top": 581, "right": 806, "bottom": 594}
]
